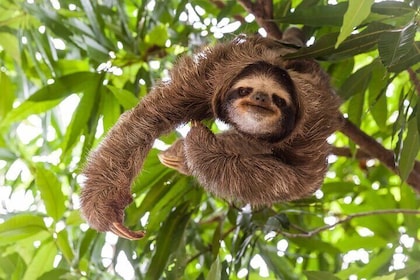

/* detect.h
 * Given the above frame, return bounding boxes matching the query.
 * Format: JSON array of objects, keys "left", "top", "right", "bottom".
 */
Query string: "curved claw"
[
  {"left": 190, "top": 120, "right": 200, "bottom": 127},
  {"left": 110, "top": 222, "right": 145, "bottom": 240},
  {"left": 158, "top": 153, "right": 182, "bottom": 168}
]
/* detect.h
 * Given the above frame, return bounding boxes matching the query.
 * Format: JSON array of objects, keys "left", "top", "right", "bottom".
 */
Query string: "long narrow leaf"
[
  {"left": 336, "top": 0, "right": 375, "bottom": 47},
  {"left": 145, "top": 203, "right": 192, "bottom": 279},
  {"left": 35, "top": 164, "right": 66, "bottom": 221},
  {"left": 398, "top": 117, "right": 420, "bottom": 180}
]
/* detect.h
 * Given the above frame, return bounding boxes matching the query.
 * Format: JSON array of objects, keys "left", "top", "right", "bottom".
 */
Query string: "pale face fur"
[{"left": 228, "top": 75, "right": 292, "bottom": 136}]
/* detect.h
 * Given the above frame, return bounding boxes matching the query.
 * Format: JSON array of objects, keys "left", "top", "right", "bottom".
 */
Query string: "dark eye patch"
[{"left": 272, "top": 95, "right": 287, "bottom": 108}]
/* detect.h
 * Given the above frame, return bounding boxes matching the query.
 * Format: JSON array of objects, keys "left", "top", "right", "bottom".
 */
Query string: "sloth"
[{"left": 80, "top": 29, "right": 342, "bottom": 240}]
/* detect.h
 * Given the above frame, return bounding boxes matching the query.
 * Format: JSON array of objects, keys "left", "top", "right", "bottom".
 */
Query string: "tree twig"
[
  {"left": 279, "top": 209, "right": 420, "bottom": 238},
  {"left": 237, "top": 0, "right": 283, "bottom": 39}
]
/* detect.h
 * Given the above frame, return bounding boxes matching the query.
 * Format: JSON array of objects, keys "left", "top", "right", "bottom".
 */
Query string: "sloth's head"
[{"left": 218, "top": 61, "right": 301, "bottom": 142}]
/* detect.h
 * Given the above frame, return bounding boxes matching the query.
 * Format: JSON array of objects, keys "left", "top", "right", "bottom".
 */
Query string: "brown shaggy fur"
[{"left": 80, "top": 30, "right": 342, "bottom": 239}]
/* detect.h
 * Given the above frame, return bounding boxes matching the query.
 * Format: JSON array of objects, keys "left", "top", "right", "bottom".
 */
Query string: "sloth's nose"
[{"left": 252, "top": 92, "right": 269, "bottom": 104}]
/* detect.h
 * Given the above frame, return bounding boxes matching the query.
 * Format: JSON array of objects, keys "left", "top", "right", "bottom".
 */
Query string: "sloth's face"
[{"left": 223, "top": 63, "right": 299, "bottom": 142}]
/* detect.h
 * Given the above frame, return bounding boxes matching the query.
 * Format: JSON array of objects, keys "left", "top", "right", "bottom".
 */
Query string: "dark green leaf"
[
  {"left": 339, "top": 64, "right": 372, "bottom": 100},
  {"left": 276, "top": 3, "right": 346, "bottom": 26},
  {"left": 388, "top": 41, "right": 420, "bottom": 73},
  {"left": 398, "top": 117, "right": 420, "bottom": 180},
  {"left": 286, "top": 23, "right": 393, "bottom": 60},
  {"left": 378, "top": 23, "right": 417, "bottom": 68},
  {"left": 368, "top": 61, "right": 389, "bottom": 130},
  {"left": 145, "top": 203, "right": 192, "bottom": 279},
  {"left": 371, "top": 1, "right": 414, "bottom": 16}
]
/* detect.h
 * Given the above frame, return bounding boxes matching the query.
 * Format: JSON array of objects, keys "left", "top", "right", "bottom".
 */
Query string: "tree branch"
[
  {"left": 279, "top": 209, "right": 420, "bottom": 238},
  {"left": 339, "top": 118, "right": 420, "bottom": 191},
  {"left": 237, "top": 0, "right": 283, "bottom": 39}
]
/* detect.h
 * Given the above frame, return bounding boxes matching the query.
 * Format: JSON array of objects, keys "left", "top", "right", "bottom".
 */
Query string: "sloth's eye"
[
  {"left": 273, "top": 95, "right": 287, "bottom": 107},
  {"left": 238, "top": 87, "right": 252, "bottom": 96}
]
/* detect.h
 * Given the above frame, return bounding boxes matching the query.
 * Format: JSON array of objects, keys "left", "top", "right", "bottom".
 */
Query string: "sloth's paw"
[{"left": 80, "top": 187, "right": 145, "bottom": 240}]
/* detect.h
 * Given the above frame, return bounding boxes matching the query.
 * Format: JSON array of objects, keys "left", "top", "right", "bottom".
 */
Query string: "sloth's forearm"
[{"left": 82, "top": 86, "right": 211, "bottom": 210}]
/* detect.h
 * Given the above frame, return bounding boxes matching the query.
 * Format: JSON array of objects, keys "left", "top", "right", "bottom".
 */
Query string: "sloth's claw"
[
  {"left": 191, "top": 120, "right": 200, "bottom": 127},
  {"left": 110, "top": 222, "right": 145, "bottom": 240}
]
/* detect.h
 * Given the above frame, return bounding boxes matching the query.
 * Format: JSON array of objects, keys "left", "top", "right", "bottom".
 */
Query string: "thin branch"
[
  {"left": 279, "top": 209, "right": 420, "bottom": 238},
  {"left": 331, "top": 146, "right": 371, "bottom": 159},
  {"left": 237, "top": 0, "right": 283, "bottom": 39}
]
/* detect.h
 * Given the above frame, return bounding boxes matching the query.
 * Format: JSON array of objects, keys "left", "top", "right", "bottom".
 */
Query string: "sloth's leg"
[{"left": 184, "top": 122, "right": 325, "bottom": 205}]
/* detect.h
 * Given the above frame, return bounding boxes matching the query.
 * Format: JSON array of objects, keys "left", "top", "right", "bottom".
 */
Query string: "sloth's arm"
[
  {"left": 184, "top": 122, "right": 326, "bottom": 205},
  {"left": 80, "top": 84, "right": 212, "bottom": 239}
]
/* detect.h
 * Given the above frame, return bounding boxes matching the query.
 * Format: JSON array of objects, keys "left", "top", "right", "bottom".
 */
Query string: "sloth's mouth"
[{"left": 243, "top": 102, "right": 275, "bottom": 114}]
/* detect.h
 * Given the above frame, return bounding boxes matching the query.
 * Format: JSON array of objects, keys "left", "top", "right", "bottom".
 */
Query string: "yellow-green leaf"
[
  {"left": 336, "top": 0, "right": 375, "bottom": 48},
  {"left": 0, "top": 215, "right": 47, "bottom": 246}
]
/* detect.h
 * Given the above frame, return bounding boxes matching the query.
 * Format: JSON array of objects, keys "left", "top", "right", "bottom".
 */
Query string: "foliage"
[{"left": 0, "top": 0, "right": 419, "bottom": 279}]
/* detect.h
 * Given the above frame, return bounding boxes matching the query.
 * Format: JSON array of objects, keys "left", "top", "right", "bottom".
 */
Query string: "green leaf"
[
  {"left": 258, "top": 243, "right": 297, "bottom": 279},
  {"left": 22, "top": 240, "right": 57, "bottom": 280},
  {"left": 61, "top": 74, "right": 102, "bottom": 155},
  {"left": 285, "top": 23, "right": 392, "bottom": 60},
  {"left": 368, "top": 61, "right": 389, "bottom": 130},
  {"left": 0, "top": 71, "right": 15, "bottom": 120},
  {"left": 378, "top": 23, "right": 417, "bottom": 68},
  {"left": 35, "top": 164, "right": 66, "bottom": 221},
  {"left": 336, "top": 0, "right": 375, "bottom": 47},
  {"left": 398, "top": 117, "right": 420, "bottom": 180},
  {"left": 101, "top": 89, "right": 121, "bottom": 131},
  {"left": 145, "top": 203, "right": 192, "bottom": 279},
  {"left": 106, "top": 85, "right": 139, "bottom": 110},
  {"left": 339, "top": 64, "right": 372, "bottom": 101},
  {"left": 371, "top": 1, "right": 414, "bottom": 16},
  {"left": 56, "top": 230, "right": 75, "bottom": 264},
  {"left": 276, "top": 3, "right": 346, "bottom": 26},
  {"left": 304, "top": 271, "right": 341, "bottom": 280},
  {"left": 0, "top": 72, "right": 101, "bottom": 128},
  {"left": 0, "top": 253, "right": 26, "bottom": 279},
  {"left": 388, "top": 41, "right": 420, "bottom": 73},
  {"left": 207, "top": 255, "right": 222, "bottom": 280},
  {"left": 145, "top": 23, "right": 169, "bottom": 47},
  {"left": 357, "top": 248, "right": 394, "bottom": 278},
  {"left": 0, "top": 32, "right": 21, "bottom": 64},
  {"left": 0, "top": 215, "right": 47, "bottom": 246}
]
